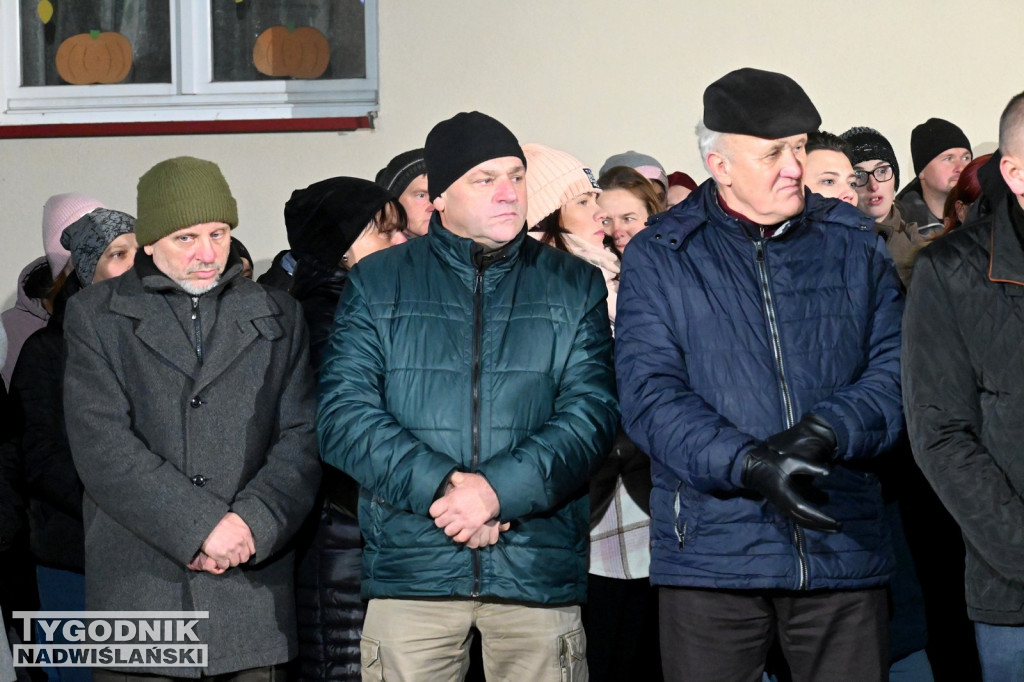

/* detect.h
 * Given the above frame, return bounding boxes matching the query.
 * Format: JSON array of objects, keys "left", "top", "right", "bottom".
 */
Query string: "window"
[{"left": 1, "top": 0, "right": 378, "bottom": 134}]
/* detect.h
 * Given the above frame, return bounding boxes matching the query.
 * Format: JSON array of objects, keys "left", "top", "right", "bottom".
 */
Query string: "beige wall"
[{"left": 0, "top": 0, "right": 1020, "bottom": 307}]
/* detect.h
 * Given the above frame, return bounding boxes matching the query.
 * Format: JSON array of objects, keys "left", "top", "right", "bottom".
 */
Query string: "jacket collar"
[
  {"left": 107, "top": 252, "right": 283, "bottom": 387},
  {"left": 644, "top": 179, "right": 871, "bottom": 251},
  {"left": 426, "top": 212, "right": 526, "bottom": 286},
  {"left": 988, "top": 193, "right": 1024, "bottom": 291}
]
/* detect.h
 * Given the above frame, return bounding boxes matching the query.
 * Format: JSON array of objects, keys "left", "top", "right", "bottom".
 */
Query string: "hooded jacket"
[
  {"left": 615, "top": 180, "right": 904, "bottom": 591},
  {"left": 1, "top": 257, "right": 51, "bottom": 388},
  {"left": 317, "top": 215, "right": 619, "bottom": 604}
]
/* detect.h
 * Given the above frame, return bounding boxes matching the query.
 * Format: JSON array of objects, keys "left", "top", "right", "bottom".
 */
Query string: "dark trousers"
[
  {"left": 92, "top": 664, "right": 286, "bottom": 682},
  {"left": 659, "top": 586, "right": 888, "bottom": 682},
  {"left": 583, "top": 574, "right": 662, "bottom": 682}
]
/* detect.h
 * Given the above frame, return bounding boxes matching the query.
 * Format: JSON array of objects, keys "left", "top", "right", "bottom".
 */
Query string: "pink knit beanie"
[
  {"left": 42, "top": 193, "right": 106, "bottom": 277},
  {"left": 523, "top": 143, "right": 601, "bottom": 230}
]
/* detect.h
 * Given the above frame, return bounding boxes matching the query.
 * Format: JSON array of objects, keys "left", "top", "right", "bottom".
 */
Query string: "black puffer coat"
[
  {"left": 904, "top": 184, "right": 1024, "bottom": 625},
  {"left": 291, "top": 254, "right": 363, "bottom": 682},
  {"left": 9, "top": 276, "right": 84, "bottom": 572}
]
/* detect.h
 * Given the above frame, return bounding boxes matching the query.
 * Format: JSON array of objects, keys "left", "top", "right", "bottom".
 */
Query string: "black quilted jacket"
[{"left": 903, "top": 187, "right": 1024, "bottom": 625}]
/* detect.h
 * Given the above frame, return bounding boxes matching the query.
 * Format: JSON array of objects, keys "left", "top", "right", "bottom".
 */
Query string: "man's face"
[
  {"left": 143, "top": 222, "right": 231, "bottom": 295},
  {"left": 399, "top": 174, "right": 433, "bottom": 237},
  {"left": 710, "top": 133, "right": 807, "bottom": 224},
  {"left": 433, "top": 156, "right": 527, "bottom": 249},
  {"left": 853, "top": 159, "right": 896, "bottom": 220},
  {"left": 919, "top": 147, "right": 972, "bottom": 196},
  {"left": 803, "top": 149, "right": 858, "bottom": 206}
]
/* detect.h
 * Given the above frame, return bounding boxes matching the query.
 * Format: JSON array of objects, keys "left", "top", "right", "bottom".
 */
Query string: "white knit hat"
[
  {"left": 523, "top": 143, "right": 601, "bottom": 230},
  {"left": 42, "top": 193, "right": 106, "bottom": 277}
]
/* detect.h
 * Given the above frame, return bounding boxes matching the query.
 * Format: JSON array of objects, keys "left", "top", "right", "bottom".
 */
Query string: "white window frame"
[{"left": 0, "top": 0, "right": 378, "bottom": 127}]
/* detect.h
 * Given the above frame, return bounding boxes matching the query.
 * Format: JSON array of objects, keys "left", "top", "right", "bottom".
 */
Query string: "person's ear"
[
  {"left": 707, "top": 151, "right": 731, "bottom": 187},
  {"left": 1000, "top": 153, "right": 1024, "bottom": 196}
]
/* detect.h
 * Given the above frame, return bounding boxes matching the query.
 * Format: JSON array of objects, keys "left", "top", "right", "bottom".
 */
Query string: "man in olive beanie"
[
  {"left": 318, "top": 111, "right": 617, "bottom": 680},
  {"left": 63, "top": 156, "right": 321, "bottom": 679}
]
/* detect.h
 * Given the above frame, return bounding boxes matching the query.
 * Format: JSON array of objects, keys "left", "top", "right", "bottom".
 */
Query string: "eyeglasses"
[{"left": 852, "top": 165, "right": 894, "bottom": 188}]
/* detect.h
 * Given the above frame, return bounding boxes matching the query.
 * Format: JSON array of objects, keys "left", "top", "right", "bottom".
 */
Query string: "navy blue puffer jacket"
[{"left": 615, "top": 181, "right": 904, "bottom": 591}]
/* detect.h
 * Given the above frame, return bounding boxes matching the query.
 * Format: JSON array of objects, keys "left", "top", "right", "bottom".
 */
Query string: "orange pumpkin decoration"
[
  {"left": 55, "top": 30, "right": 132, "bottom": 85},
  {"left": 252, "top": 25, "right": 330, "bottom": 79}
]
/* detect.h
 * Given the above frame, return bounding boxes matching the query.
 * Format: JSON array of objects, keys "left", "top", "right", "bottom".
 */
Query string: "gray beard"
[{"left": 177, "top": 276, "right": 220, "bottom": 296}]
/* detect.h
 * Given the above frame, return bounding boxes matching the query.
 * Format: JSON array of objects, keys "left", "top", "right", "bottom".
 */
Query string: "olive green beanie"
[{"left": 135, "top": 156, "right": 238, "bottom": 246}]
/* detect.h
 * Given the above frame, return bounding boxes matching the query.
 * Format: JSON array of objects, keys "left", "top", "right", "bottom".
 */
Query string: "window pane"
[
  {"left": 20, "top": 0, "right": 172, "bottom": 86},
  {"left": 210, "top": 0, "right": 366, "bottom": 82}
]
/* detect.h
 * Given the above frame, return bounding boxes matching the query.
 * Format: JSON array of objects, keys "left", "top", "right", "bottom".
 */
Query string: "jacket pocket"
[
  {"left": 360, "top": 636, "right": 384, "bottom": 681},
  {"left": 558, "top": 627, "right": 586, "bottom": 682}
]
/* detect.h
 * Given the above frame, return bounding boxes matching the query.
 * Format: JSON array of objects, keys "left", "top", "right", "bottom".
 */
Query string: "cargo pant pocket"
[
  {"left": 558, "top": 627, "right": 587, "bottom": 682},
  {"left": 360, "top": 636, "right": 384, "bottom": 681}
]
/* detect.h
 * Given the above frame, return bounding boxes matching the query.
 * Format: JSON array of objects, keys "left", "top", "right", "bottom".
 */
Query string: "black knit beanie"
[
  {"left": 841, "top": 127, "right": 901, "bottom": 191},
  {"left": 375, "top": 148, "right": 427, "bottom": 197},
  {"left": 424, "top": 112, "right": 526, "bottom": 201},
  {"left": 703, "top": 67, "right": 821, "bottom": 138},
  {"left": 911, "top": 118, "right": 971, "bottom": 175},
  {"left": 284, "top": 177, "right": 393, "bottom": 268}
]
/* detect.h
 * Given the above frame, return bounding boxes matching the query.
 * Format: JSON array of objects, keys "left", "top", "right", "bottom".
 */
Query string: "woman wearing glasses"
[{"left": 841, "top": 127, "right": 931, "bottom": 287}]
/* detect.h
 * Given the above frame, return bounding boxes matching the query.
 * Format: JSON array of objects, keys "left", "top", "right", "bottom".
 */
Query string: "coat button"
[
  {"left": 190, "top": 396, "right": 202, "bottom": 408},
  {"left": 191, "top": 475, "right": 207, "bottom": 487}
]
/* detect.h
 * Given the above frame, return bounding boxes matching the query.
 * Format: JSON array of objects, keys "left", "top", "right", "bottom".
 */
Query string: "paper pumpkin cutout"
[
  {"left": 252, "top": 25, "right": 330, "bottom": 79},
  {"left": 56, "top": 30, "right": 132, "bottom": 85}
]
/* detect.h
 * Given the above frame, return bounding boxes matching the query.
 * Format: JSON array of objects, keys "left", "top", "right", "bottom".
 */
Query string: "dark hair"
[
  {"left": 597, "top": 165, "right": 662, "bottom": 218},
  {"left": 806, "top": 130, "right": 853, "bottom": 162},
  {"left": 370, "top": 198, "right": 408, "bottom": 236},
  {"left": 532, "top": 209, "right": 570, "bottom": 252},
  {"left": 942, "top": 153, "right": 992, "bottom": 232},
  {"left": 22, "top": 259, "right": 54, "bottom": 300}
]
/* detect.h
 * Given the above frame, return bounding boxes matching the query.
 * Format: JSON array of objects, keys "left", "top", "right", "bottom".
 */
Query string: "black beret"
[
  {"left": 424, "top": 111, "right": 526, "bottom": 201},
  {"left": 703, "top": 67, "right": 821, "bottom": 138}
]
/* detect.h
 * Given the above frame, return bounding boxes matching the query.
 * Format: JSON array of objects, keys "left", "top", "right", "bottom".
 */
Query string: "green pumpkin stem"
[{"left": 90, "top": 29, "right": 100, "bottom": 40}]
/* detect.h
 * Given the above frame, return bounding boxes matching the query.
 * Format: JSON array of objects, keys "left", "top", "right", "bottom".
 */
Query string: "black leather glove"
[
  {"left": 741, "top": 445, "right": 841, "bottom": 533},
  {"left": 766, "top": 414, "right": 837, "bottom": 467}
]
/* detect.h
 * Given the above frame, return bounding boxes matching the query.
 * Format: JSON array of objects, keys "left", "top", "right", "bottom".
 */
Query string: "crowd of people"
[{"left": 0, "top": 64, "right": 1021, "bottom": 682}]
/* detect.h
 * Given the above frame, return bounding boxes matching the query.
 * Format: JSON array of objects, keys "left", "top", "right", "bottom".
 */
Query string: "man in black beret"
[
  {"left": 317, "top": 111, "right": 618, "bottom": 680},
  {"left": 896, "top": 117, "right": 973, "bottom": 231},
  {"left": 615, "top": 67, "right": 903, "bottom": 681}
]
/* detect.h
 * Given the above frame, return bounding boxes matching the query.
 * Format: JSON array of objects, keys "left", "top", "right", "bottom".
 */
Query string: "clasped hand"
[
  {"left": 187, "top": 512, "right": 255, "bottom": 574},
  {"left": 428, "top": 472, "right": 508, "bottom": 548}
]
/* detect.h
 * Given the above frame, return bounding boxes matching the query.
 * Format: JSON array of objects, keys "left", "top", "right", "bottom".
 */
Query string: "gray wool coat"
[{"left": 63, "top": 257, "right": 321, "bottom": 677}]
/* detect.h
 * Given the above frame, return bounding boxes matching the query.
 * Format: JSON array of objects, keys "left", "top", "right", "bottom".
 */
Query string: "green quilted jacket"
[{"left": 317, "top": 216, "right": 618, "bottom": 604}]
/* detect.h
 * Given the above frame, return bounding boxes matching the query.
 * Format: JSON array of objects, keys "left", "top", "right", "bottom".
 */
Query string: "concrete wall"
[{"left": 0, "top": 0, "right": 1019, "bottom": 306}]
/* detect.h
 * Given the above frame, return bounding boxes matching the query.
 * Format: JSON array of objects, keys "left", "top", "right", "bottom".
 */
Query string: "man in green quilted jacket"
[{"left": 317, "top": 111, "right": 619, "bottom": 681}]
